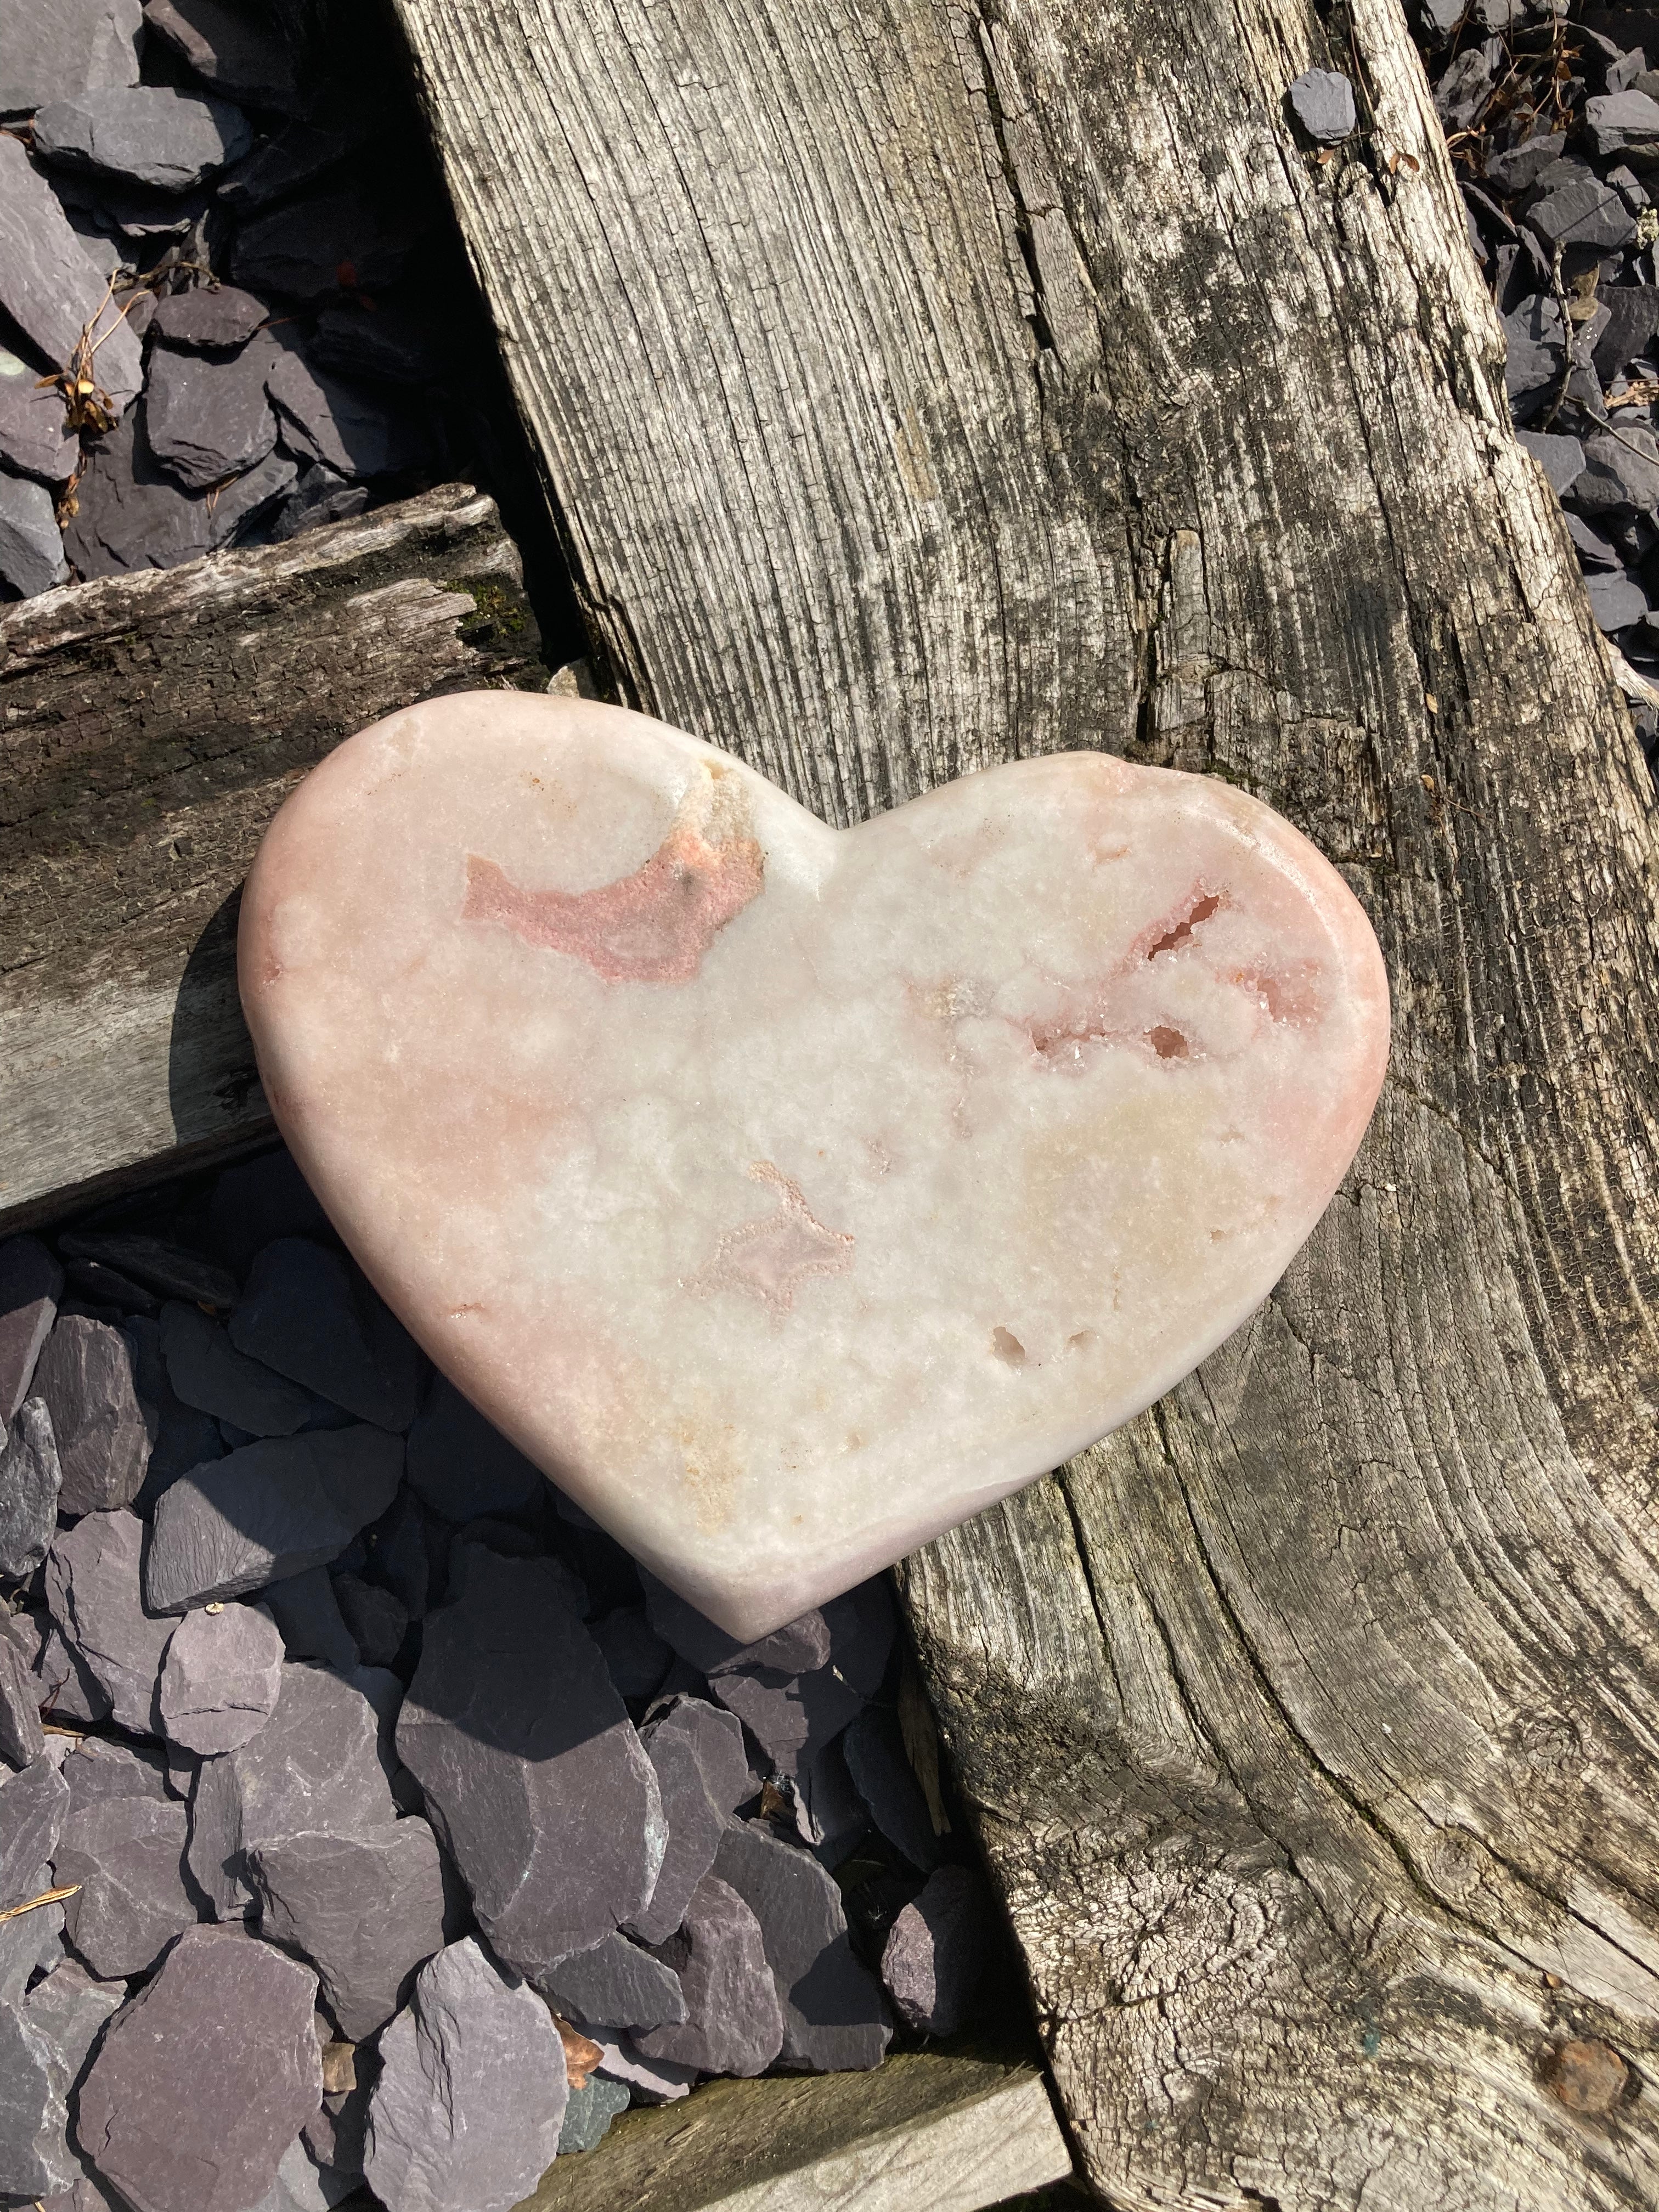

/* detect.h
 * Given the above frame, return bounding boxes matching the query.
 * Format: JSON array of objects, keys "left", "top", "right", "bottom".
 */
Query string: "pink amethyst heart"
[{"left": 239, "top": 694, "right": 1389, "bottom": 1638}]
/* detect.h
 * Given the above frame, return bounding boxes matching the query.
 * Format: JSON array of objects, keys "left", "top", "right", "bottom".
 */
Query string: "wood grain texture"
[
  {"left": 0, "top": 484, "right": 545, "bottom": 1233},
  {"left": 524, "top": 2052, "right": 1070, "bottom": 2212},
  {"left": 390, "top": 0, "right": 1659, "bottom": 2202}
]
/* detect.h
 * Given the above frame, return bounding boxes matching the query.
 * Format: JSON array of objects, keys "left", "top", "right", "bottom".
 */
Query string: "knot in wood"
[{"left": 1544, "top": 2038, "right": 1628, "bottom": 2117}]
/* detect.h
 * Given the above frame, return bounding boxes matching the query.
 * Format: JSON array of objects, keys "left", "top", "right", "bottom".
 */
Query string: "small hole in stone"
[
  {"left": 1148, "top": 1025, "right": 1189, "bottom": 1059},
  {"left": 1066, "top": 1330, "right": 1097, "bottom": 1353},
  {"left": 991, "top": 1327, "right": 1026, "bottom": 1365},
  {"left": 1147, "top": 892, "right": 1222, "bottom": 958}
]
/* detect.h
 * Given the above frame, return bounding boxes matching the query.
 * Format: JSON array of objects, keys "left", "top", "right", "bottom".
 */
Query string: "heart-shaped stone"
[{"left": 240, "top": 695, "right": 1389, "bottom": 1638}]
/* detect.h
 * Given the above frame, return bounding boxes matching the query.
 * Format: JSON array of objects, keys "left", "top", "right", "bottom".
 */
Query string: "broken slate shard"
[
  {"left": 236, "top": 700, "right": 1391, "bottom": 1637},
  {"left": 52, "top": 1794, "right": 196, "bottom": 1977},
  {"left": 158, "top": 1301, "right": 315, "bottom": 1437},
  {"left": 641, "top": 1571, "right": 830, "bottom": 1678},
  {"left": 0, "top": 138, "right": 141, "bottom": 407},
  {"left": 25, "top": 1959, "right": 125, "bottom": 2091},
  {"left": 1288, "top": 67, "right": 1357, "bottom": 143},
  {"left": 229, "top": 1241, "right": 421, "bottom": 1431},
  {"left": 0, "top": 1397, "right": 62, "bottom": 1580},
  {"left": 1, "top": 1755, "right": 71, "bottom": 1910},
  {"left": 880, "top": 1864, "right": 986, "bottom": 2036},
  {"left": 627, "top": 1696, "right": 749, "bottom": 1948},
  {"left": 535, "top": 1930, "right": 688, "bottom": 2034},
  {"left": 145, "top": 333, "right": 279, "bottom": 492},
  {"left": 403, "top": 1373, "right": 540, "bottom": 1520},
  {"left": 149, "top": 282, "right": 269, "bottom": 352},
  {"left": 143, "top": 0, "right": 303, "bottom": 113},
  {"left": 0, "top": 471, "right": 69, "bottom": 595},
  {"left": 248, "top": 1818, "right": 447, "bottom": 2041},
  {"left": 714, "top": 1819, "right": 890, "bottom": 2071},
  {"left": 33, "top": 1317, "right": 151, "bottom": 1515},
  {"left": 160, "top": 1601, "right": 285, "bottom": 1754},
  {"left": 59, "top": 1234, "right": 237, "bottom": 1312},
  {"left": 365, "top": 1938, "right": 567, "bottom": 2212},
  {"left": 46, "top": 1511, "right": 172, "bottom": 1733},
  {"left": 33, "top": 85, "right": 253, "bottom": 192},
  {"left": 329, "top": 1575, "right": 406, "bottom": 1668},
  {"left": 145, "top": 1425, "right": 403, "bottom": 1610},
  {"left": 0, "top": 0, "right": 141, "bottom": 116},
  {"left": 60, "top": 406, "right": 215, "bottom": 579},
  {"left": 77, "top": 1926, "right": 323, "bottom": 2212},
  {"left": 261, "top": 1567, "right": 359, "bottom": 1672},
  {"left": 0, "top": 1235, "right": 63, "bottom": 1424},
  {"left": 396, "top": 1547, "right": 663, "bottom": 1972},
  {"left": 842, "top": 1706, "right": 939, "bottom": 1871},
  {"left": 635, "top": 1873, "right": 784, "bottom": 2077},
  {"left": 0, "top": 2001, "right": 77, "bottom": 2202},
  {"left": 0, "top": 1613, "right": 46, "bottom": 1768}
]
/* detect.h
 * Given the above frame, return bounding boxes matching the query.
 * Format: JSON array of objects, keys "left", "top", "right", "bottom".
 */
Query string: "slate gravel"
[{"left": 0, "top": 1138, "right": 996, "bottom": 2207}]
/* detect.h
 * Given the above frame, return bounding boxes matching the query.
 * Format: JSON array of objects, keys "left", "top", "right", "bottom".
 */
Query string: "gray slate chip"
[
  {"left": 145, "top": 333, "right": 279, "bottom": 490},
  {"left": 124, "top": 1316, "right": 225, "bottom": 1513},
  {"left": 879, "top": 1865, "right": 986, "bottom": 2037},
  {"left": 0, "top": 0, "right": 141, "bottom": 116},
  {"left": 32, "top": 1317, "right": 149, "bottom": 1515},
  {"left": 160, "top": 1601, "right": 284, "bottom": 1754},
  {"left": 61, "top": 408, "right": 215, "bottom": 580},
  {"left": 143, "top": 0, "right": 303, "bottom": 112},
  {"left": 0, "top": 1235, "right": 63, "bottom": 1425},
  {"left": 0, "top": 1613, "right": 46, "bottom": 1768},
  {"left": 0, "top": 1855, "right": 66, "bottom": 2001},
  {"left": 365, "top": 1938, "right": 567, "bottom": 2212},
  {"left": 1288, "top": 68, "right": 1357, "bottom": 143},
  {"left": 262, "top": 1567, "right": 359, "bottom": 1672},
  {"left": 1485, "top": 131, "right": 1565, "bottom": 195},
  {"left": 52, "top": 1793, "right": 195, "bottom": 1977},
  {"left": 46, "top": 1511, "right": 171, "bottom": 1733},
  {"left": 841, "top": 1707, "right": 938, "bottom": 1870},
  {"left": 556, "top": 2079, "right": 629, "bottom": 2157},
  {"left": 591, "top": 1606, "right": 671, "bottom": 1700},
  {"left": 0, "top": 470, "right": 69, "bottom": 596},
  {"left": 713, "top": 1820, "right": 890, "bottom": 2072},
  {"left": 0, "top": 2000, "right": 77, "bottom": 2202},
  {"left": 0, "top": 1398, "right": 63, "bottom": 1580},
  {"left": 31, "top": 1626, "right": 112, "bottom": 1728},
  {"left": 24, "top": 1958, "right": 125, "bottom": 2091},
  {"left": 1566, "top": 511, "right": 1622, "bottom": 567},
  {"left": 188, "top": 1662, "right": 397, "bottom": 1915},
  {"left": 249, "top": 1817, "right": 445, "bottom": 2041},
  {"left": 1594, "top": 286, "right": 1659, "bottom": 383},
  {"left": 708, "top": 1581, "right": 893, "bottom": 1780},
  {"left": 62, "top": 1735, "right": 170, "bottom": 1814},
  {"left": 627, "top": 1697, "right": 749, "bottom": 1948},
  {"left": 77, "top": 1925, "right": 323, "bottom": 2212},
  {"left": 150, "top": 284, "right": 269, "bottom": 352},
  {"left": 59, "top": 1234, "right": 237, "bottom": 1312},
  {"left": 1586, "top": 568, "right": 1650, "bottom": 632},
  {"left": 640, "top": 1571, "right": 830, "bottom": 1678},
  {"left": 1585, "top": 89, "right": 1659, "bottom": 154},
  {"left": 1528, "top": 175, "right": 1637, "bottom": 251},
  {"left": 145, "top": 1425, "right": 404, "bottom": 1611},
  {"left": 230, "top": 1241, "right": 421, "bottom": 1431},
  {"left": 397, "top": 1548, "right": 663, "bottom": 1974},
  {"left": 0, "top": 138, "right": 142, "bottom": 404},
  {"left": 636, "top": 1872, "right": 783, "bottom": 2077},
  {"left": 0, "top": 368, "right": 76, "bottom": 485},
  {"left": 208, "top": 448, "right": 298, "bottom": 548},
  {"left": 404, "top": 1374, "right": 540, "bottom": 1519},
  {"left": 312, "top": 305, "right": 444, "bottom": 387},
  {"left": 330, "top": 1574, "right": 406, "bottom": 1668},
  {"left": 233, "top": 186, "right": 426, "bottom": 303},
  {"left": 1, "top": 1754, "right": 71, "bottom": 1909},
  {"left": 1515, "top": 428, "right": 1587, "bottom": 494},
  {"left": 536, "top": 1931, "right": 688, "bottom": 2033},
  {"left": 270, "top": 464, "right": 369, "bottom": 540},
  {"left": 160, "top": 1301, "right": 315, "bottom": 1437},
  {"left": 1571, "top": 427, "right": 1659, "bottom": 515},
  {"left": 266, "top": 343, "right": 427, "bottom": 478},
  {"left": 34, "top": 86, "right": 252, "bottom": 193}
]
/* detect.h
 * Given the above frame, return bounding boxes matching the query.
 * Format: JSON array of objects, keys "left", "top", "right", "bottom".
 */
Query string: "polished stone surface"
[{"left": 240, "top": 695, "right": 1390, "bottom": 1638}]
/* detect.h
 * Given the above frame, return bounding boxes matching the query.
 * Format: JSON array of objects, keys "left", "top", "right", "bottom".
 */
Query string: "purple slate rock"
[
  {"left": 303, "top": 2081, "right": 369, "bottom": 2187},
  {"left": 0, "top": 1235, "right": 63, "bottom": 1425},
  {"left": 0, "top": 1613, "right": 46, "bottom": 1769},
  {"left": 208, "top": 1153, "right": 332, "bottom": 1278},
  {"left": 34, "top": 86, "right": 253, "bottom": 193},
  {"left": 396, "top": 1547, "right": 663, "bottom": 1975},
  {"left": 270, "top": 465, "right": 370, "bottom": 541},
  {"left": 1485, "top": 128, "right": 1566, "bottom": 196},
  {"left": 144, "top": 332, "right": 279, "bottom": 492},
  {"left": 1571, "top": 427, "right": 1659, "bottom": 515},
  {"left": 233, "top": 185, "right": 427, "bottom": 304},
  {"left": 626, "top": 1696, "right": 749, "bottom": 1948},
  {"left": 312, "top": 304, "right": 444, "bottom": 388},
  {"left": 591, "top": 1606, "right": 672, "bottom": 1701},
  {"left": 1585, "top": 89, "right": 1659, "bottom": 155},
  {"left": 841, "top": 1707, "right": 939, "bottom": 1871},
  {"left": 1567, "top": 510, "right": 1622, "bottom": 567},
  {"left": 64, "top": 1260, "right": 160, "bottom": 1318},
  {"left": 1529, "top": 176, "right": 1638, "bottom": 253},
  {"left": 713, "top": 1819, "right": 891, "bottom": 2072},
  {"left": 46, "top": 1512, "right": 171, "bottom": 1733},
  {"left": 125, "top": 1318, "right": 225, "bottom": 1514},
  {"left": 0, "top": 140, "right": 140, "bottom": 405},
  {"left": 1514, "top": 428, "right": 1587, "bottom": 496},
  {"left": 1586, "top": 568, "right": 1650, "bottom": 633},
  {"left": 640, "top": 1571, "right": 830, "bottom": 1678},
  {"left": 62, "top": 1735, "right": 170, "bottom": 1815},
  {"left": 52, "top": 1793, "right": 195, "bottom": 1977},
  {"left": 791, "top": 1733, "right": 870, "bottom": 1865},
  {"left": 0, "top": 1853, "right": 67, "bottom": 2002},
  {"left": 0, "top": 1398, "right": 62, "bottom": 1580},
  {"left": 363, "top": 1489, "right": 439, "bottom": 1622},
  {"left": 32, "top": 1625, "right": 112, "bottom": 1729},
  {"left": 535, "top": 1930, "right": 688, "bottom": 2033},
  {"left": 188, "top": 1661, "right": 398, "bottom": 1916},
  {"left": 402, "top": 1372, "right": 543, "bottom": 1521},
  {"left": 61, "top": 409, "right": 215, "bottom": 580},
  {"left": 1287, "top": 67, "right": 1357, "bottom": 144},
  {"left": 0, "top": 364, "right": 77, "bottom": 485},
  {"left": 58, "top": 1235, "right": 236, "bottom": 1313},
  {"left": 1, "top": 1755, "right": 71, "bottom": 1909},
  {"left": 249, "top": 1817, "right": 445, "bottom": 2042},
  {"left": 219, "top": 120, "right": 365, "bottom": 216},
  {"left": 1594, "top": 286, "right": 1659, "bottom": 383},
  {"left": 150, "top": 284, "right": 269, "bottom": 353},
  {"left": 879, "top": 1865, "right": 987, "bottom": 2037},
  {"left": 0, "top": 0, "right": 141, "bottom": 116},
  {"left": 144, "top": 1425, "right": 404, "bottom": 1612},
  {"left": 329, "top": 1575, "right": 406, "bottom": 1668},
  {"left": 0, "top": 2001, "right": 77, "bottom": 2202},
  {"left": 262, "top": 1567, "right": 359, "bottom": 1673},
  {"left": 365, "top": 1937, "right": 567, "bottom": 2212},
  {"left": 160, "top": 1601, "right": 285, "bottom": 1754},
  {"left": 143, "top": 0, "right": 303, "bottom": 114},
  {"left": 229, "top": 1241, "right": 421, "bottom": 1432},
  {"left": 0, "top": 469, "right": 70, "bottom": 595},
  {"left": 708, "top": 1580, "right": 893, "bottom": 1780},
  {"left": 636, "top": 1872, "right": 784, "bottom": 2077},
  {"left": 209, "top": 449, "right": 299, "bottom": 549},
  {"left": 578, "top": 2023, "right": 696, "bottom": 2104},
  {"left": 25, "top": 1958, "right": 126, "bottom": 2090},
  {"left": 78, "top": 1925, "right": 323, "bottom": 2212},
  {"left": 159, "top": 1301, "right": 315, "bottom": 1437},
  {"left": 32, "top": 1316, "right": 150, "bottom": 1516}
]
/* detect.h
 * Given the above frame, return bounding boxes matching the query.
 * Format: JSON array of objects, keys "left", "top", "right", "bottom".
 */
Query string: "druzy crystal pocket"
[{"left": 239, "top": 694, "right": 1390, "bottom": 1637}]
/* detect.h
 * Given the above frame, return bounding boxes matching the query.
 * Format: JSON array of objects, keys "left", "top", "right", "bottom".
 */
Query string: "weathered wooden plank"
[
  {"left": 525, "top": 2051, "right": 1070, "bottom": 2212},
  {"left": 0, "top": 485, "right": 545, "bottom": 1233},
  {"left": 391, "top": 0, "right": 1659, "bottom": 2205}
]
